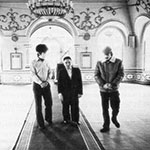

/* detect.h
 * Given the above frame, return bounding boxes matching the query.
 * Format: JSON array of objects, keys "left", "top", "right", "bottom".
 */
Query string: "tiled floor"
[{"left": 0, "top": 82, "right": 150, "bottom": 150}]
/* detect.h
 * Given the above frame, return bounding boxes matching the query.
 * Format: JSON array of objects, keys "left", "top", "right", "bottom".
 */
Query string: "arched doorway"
[{"left": 29, "top": 25, "right": 75, "bottom": 79}]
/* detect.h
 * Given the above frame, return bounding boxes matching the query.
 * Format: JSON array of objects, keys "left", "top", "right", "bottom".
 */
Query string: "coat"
[
  {"left": 94, "top": 57, "right": 124, "bottom": 92},
  {"left": 58, "top": 66, "right": 83, "bottom": 101}
]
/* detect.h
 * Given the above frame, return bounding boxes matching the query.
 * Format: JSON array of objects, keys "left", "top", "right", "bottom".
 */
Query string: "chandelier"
[{"left": 28, "top": 0, "right": 73, "bottom": 18}]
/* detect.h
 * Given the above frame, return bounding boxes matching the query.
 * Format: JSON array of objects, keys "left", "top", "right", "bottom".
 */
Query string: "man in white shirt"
[{"left": 30, "top": 44, "right": 53, "bottom": 129}]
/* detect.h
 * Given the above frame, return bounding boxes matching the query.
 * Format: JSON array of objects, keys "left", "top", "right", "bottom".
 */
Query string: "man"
[
  {"left": 30, "top": 44, "right": 53, "bottom": 129},
  {"left": 94, "top": 46, "right": 124, "bottom": 132},
  {"left": 58, "top": 56, "right": 83, "bottom": 126}
]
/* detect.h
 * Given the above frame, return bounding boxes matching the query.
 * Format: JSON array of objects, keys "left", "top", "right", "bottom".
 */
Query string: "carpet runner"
[{"left": 28, "top": 83, "right": 88, "bottom": 150}]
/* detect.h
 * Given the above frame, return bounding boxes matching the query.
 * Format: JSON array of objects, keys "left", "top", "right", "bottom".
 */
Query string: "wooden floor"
[{"left": 0, "top": 82, "right": 150, "bottom": 150}]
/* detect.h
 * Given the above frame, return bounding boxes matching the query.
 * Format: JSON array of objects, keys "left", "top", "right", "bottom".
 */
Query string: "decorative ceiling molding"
[
  {"left": 0, "top": 8, "right": 34, "bottom": 32},
  {"left": 0, "top": 0, "right": 28, "bottom": 2},
  {"left": 70, "top": 0, "right": 150, "bottom": 32},
  {"left": 0, "top": 0, "right": 126, "bottom": 3},
  {"left": 127, "top": 0, "right": 150, "bottom": 14},
  {"left": 70, "top": 6, "right": 119, "bottom": 32}
]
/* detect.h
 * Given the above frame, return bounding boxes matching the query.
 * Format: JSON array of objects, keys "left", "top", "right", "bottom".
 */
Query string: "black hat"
[
  {"left": 36, "top": 44, "right": 48, "bottom": 54},
  {"left": 63, "top": 56, "right": 72, "bottom": 61}
]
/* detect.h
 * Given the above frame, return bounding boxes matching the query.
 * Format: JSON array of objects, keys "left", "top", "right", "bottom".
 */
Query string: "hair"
[
  {"left": 103, "top": 46, "right": 113, "bottom": 56},
  {"left": 36, "top": 44, "right": 48, "bottom": 54},
  {"left": 63, "top": 56, "right": 72, "bottom": 61}
]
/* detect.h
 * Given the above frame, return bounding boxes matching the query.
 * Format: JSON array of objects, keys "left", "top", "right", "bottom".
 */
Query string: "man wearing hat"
[
  {"left": 94, "top": 46, "right": 124, "bottom": 132},
  {"left": 58, "top": 56, "right": 83, "bottom": 126},
  {"left": 30, "top": 44, "right": 53, "bottom": 129}
]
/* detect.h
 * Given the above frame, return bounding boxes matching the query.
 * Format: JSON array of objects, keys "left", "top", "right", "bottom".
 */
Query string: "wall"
[
  {"left": 0, "top": 0, "right": 150, "bottom": 84},
  {"left": 125, "top": 0, "right": 150, "bottom": 84}
]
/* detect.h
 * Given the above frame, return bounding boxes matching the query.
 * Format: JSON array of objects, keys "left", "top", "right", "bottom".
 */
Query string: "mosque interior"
[{"left": 0, "top": 0, "right": 150, "bottom": 150}]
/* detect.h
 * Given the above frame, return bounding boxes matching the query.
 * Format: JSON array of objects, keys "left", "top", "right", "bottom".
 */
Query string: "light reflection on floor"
[
  {"left": 80, "top": 83, "right": 150, "bottom": 150},
  {"left": 0, "top": 84, "right": 33, "bottom": 150}
]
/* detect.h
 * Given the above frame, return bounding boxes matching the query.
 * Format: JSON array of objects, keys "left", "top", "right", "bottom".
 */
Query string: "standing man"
[
  {"left": 31, "top": 44, "right": 53, "bottom": 130},
  {"left": 58, "top": 56, "right": 83, "bottom": 126},
  {"left": 94, "top": 46, "right": 124, "bottom": 132}
]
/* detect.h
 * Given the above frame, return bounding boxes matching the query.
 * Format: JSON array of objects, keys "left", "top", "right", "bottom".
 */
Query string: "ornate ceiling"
[{"left": 0, "top": 0, "right": 127, "bottom": 3}]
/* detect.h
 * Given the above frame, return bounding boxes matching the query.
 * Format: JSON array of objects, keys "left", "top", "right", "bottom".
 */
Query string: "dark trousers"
[
  {"left": 62, "top": 95, "right": 79, "bottom": 123},
  {"left": 100, "top": 91, "right": 120, "bottom": 129},
  {"left": 33, "top": 82, "right": 52, "bottom": 127}
]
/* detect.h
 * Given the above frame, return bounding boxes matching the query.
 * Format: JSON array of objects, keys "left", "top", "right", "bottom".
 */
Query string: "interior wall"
[{"left": 0, "top": 0, "right": 150, "bottom": 84}]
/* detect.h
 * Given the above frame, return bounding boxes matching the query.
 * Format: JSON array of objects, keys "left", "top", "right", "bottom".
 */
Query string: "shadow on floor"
[
  {"left": 28, "top": 83, "right": 88, "bottom": 150},
  {"left": 28, "top": 121, "right": 87, "bottom": 150}
]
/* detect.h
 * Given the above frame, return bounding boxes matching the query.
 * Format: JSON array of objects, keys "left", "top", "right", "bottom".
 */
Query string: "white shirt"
[
  {"left": 102, "top": 56, "right": 116, "bottom": 63},
  {"left": 65, "top": 66, "right": 72, "bottom": 78},
  {"left": 30, "top": 59, "right": 51, "bottom": 85}
]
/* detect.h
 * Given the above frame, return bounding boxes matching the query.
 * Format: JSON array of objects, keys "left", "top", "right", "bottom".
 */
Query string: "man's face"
[
  {"left": 64, "top": 59, "right": 71, "bottom": 69},
  {"left": 39, "top": 52, "right": 46, "bottom": 59},
  {"left": 104, "top": 53, "right": 112, "bottom": 61}
]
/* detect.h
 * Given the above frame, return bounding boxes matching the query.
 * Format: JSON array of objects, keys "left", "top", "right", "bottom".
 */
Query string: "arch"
[
  {"left": 135, "top": 15, "right": 150, "bottom": 70},
  {"left": 95, "top": 20, "right": 129, "bottom": 62},
  {"left": 135, "top": 14, "right": 150, "bottom": 42},
  {"left": 25, "top": 17, "right": 79, "bottom": 66},
  {"left": 140, "top": 18, "right": 150, "bottom": 71},
  {"left": 26, "top": 17, "right": 78, "bottom": 38},
  {"left": 94, "top": 19, "right": 129, "bottom": 43},
  {"left": 97, "top": 25, "right": 127, "bottom": 45},
  {"left": 27, "top": 18, "right": 77, "bottom": 74},
  {"left": 29, "top": 25, "right": 75, "bottom": 61}
]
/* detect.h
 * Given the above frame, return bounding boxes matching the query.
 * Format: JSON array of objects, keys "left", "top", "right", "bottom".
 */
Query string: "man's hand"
[
  {"left": 103, "top": 83, "right": 109, "bottom": 89},
  {"left": 107, "top": 83, "right": 112, "bottom": 89},
  {"left": 103, "top": 83, "right": 112, "bottom": 89},
  {"left": 40, "top": 81, "right": 48, "bottom": 88}
]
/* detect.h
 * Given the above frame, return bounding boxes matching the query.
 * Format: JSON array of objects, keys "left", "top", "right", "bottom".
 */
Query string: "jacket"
[
  {"left": 58, "top": 67, "right": 83, "bottom": 100},
  {"left": 94, "top": 57, "right": 124, "bottom": 92}
]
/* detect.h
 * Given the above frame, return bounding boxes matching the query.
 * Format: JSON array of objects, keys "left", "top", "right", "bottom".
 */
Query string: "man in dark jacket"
[
  {"left": 58, "top": 56, "right": 83, "bottom": 126},
  {"left": 94, "top": 47, "right": 124, "bottom": 132}
]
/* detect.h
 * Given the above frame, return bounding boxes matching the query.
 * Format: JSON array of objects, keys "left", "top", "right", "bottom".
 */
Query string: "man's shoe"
[
  {"left": 76, "top": 122, "right": 80, "bottom": 125},
  {"left": 48, "top": 121, "right": 53, "bottom": 126},
  {"left": 112, "top": 118, "right": 120, "bottom": 128},
  {"left": 70, "top": 121, "right": 79, "bottom": 127},
  {"left": 100, "top": 128, "right": 110, "bottom": 133},
  {"left": 46, "top": 120, "right": 53, "bottom": 126},
  {"left": 73, "top": 121, "right": 80, "bottom": 125}
]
